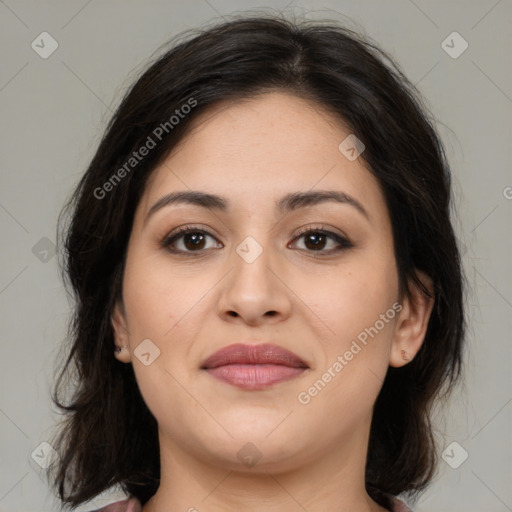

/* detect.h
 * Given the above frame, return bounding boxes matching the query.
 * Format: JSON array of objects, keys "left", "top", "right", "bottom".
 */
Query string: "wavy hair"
[{"left": 48, "top": 14, "right": 466, "bottom": 510}]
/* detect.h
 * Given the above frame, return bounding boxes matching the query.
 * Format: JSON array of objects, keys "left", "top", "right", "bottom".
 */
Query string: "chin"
[{"left": 207, "top": 442, "right": 309, "bottom": 474}]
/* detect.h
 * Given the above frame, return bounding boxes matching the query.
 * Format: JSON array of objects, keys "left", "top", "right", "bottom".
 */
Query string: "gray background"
[{"left": 0, "top": 1, "right": 511, "bottom": 511}]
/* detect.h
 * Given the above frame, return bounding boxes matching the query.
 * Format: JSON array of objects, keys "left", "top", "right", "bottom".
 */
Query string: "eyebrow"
[{"left": 144, "top": 189, "right": 370, "bottom": 225}]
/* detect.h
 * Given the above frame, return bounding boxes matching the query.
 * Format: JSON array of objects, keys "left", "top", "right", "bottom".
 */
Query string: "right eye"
[{"left": 161, "top": 226, "right": 223, "bottom": 254}]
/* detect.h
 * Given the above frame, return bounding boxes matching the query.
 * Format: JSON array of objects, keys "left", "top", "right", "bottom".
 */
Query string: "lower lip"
[{"left": 204, "top": 364, "right": 306, "bottom": 390}]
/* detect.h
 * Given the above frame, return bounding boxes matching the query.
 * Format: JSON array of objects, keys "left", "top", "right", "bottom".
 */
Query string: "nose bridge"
[
  {"left": 231, "top": 232, "right": 275, "bottom": 296},
  {"left": 216, "top": 231, "right": 292, "bottom": 324}
]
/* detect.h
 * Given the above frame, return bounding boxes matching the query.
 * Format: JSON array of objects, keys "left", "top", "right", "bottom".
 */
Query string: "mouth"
[{"left": 201, "top": 343, "right": 309, "bottom": 390}]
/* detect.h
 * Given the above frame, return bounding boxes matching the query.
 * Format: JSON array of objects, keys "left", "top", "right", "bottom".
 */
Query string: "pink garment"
[
  {"left": 389, "top": 495, "right": 414, "bottom": 512},
  {"left": 89, "top": 494, "right": 413, "bottom": 511},
  {"left": 90, "top": 497, "right": 141, "bottom": 512}
]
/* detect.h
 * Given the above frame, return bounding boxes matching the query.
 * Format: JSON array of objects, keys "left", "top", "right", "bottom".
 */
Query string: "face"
[{"left": 112, "top": 92, "right": 428, "bottom": 473}]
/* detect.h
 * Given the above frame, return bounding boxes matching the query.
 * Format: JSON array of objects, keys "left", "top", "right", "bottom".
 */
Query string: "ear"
[
  {"left": 111, "top": 300, "right": 131, "bottom": 363},
  {"left": 389, "top": 270, "right": 435, "bottom": 367}
]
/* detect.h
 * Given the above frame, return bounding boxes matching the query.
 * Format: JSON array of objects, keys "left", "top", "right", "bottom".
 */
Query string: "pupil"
[
  {"left": 306, "top": 233, "right": 325, "bottom": 250},
  {"left": 185, "top": 233, "right": 204, "bottom": 250}
]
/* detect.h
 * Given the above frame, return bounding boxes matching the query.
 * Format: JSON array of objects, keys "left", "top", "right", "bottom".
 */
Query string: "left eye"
[
  {"left": 289, "top": 228, "right": 351, "bottom": 253},
  {"left": 161, "top": 226, "right": 352, "bottom": 255}
]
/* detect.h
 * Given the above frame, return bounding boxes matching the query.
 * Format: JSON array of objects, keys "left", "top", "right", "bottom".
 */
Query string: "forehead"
[{"left": 139, "top": 92, "right": 386, "bottom": 223}]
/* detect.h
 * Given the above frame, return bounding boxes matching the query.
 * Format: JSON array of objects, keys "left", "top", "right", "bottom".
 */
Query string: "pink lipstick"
[{"left": 201, "top": 343, "right": 308, "bottom": 390}]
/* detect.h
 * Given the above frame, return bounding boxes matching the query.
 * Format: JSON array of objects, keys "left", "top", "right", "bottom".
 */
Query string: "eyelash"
[{"left": 160, "top": 225, "right": 353, "bottom": 256}]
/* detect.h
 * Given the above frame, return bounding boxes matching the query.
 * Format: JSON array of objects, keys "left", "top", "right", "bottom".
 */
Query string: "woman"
[{"left": 48, "top": 15, "right": 466, "bottom": 512}]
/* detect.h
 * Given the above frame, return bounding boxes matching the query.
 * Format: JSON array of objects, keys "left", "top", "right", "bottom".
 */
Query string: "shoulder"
[
  {"left": 389, "top": 495, "right": 413, "bottom": 512},
  {"left": 86, "top": 494, "right": 410, "bottom": 512},
  {"left": 86, "top": 496, "right": 142, "bottom": 512}
]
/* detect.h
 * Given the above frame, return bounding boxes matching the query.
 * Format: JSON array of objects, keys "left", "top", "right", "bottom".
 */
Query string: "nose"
[{"left": 216, "top": 242, "right": 293, "bottom": 327}]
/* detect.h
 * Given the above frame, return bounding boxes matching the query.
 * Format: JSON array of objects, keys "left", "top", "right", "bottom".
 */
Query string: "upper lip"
[{"left": 201, "top": 343, "right": 308, "bottom": 369}]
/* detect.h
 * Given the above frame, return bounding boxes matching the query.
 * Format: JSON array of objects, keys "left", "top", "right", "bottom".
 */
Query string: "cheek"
[
  {"left": 121, "top": 249, "right": 213, "bottom": 379},
  {"left": 121, "top": 254, "right": 200, "bottom": 425},
  {"left": 311, "top": 254, "right": 398, "bottom": 341},
  {"left": 300, "top": 267, "right": 398, "bottom": 422},
  {"left": 307, "top": 256, "right": 399, "bottom": 414},
  {"left": 121, "top": 250, "right": 197, "bottom": 337}
]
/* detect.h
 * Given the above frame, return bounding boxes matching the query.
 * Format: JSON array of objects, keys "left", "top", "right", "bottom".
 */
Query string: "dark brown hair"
[{"left": 48, "top": 13, "right": 466, "bottom": 510}]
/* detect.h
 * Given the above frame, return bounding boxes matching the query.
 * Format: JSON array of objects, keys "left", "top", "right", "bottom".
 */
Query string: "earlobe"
[
  {"left": 389, "top": 270, "right": 434, "bottom": 368},
  {"left": 111, "top": 301, "right": 131, "bottom": 363}
]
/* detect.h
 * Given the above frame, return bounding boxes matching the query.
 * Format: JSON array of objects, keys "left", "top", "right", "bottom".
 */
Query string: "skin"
[{"left": 112, "top": 92, "right": 434, "bottom": 512}]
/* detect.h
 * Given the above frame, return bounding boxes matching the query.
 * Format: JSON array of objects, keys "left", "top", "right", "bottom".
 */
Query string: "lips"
[
  {"left": 201, "top": 343, "right": 308, "bottom": 390},
  {"left": 201, "top": 343, "right": 308, "bottom": 369}
]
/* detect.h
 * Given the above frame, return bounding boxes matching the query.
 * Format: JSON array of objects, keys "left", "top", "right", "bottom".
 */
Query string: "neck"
[{"left": 141, "top": 415, "right": 389, "bottom": 512}]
